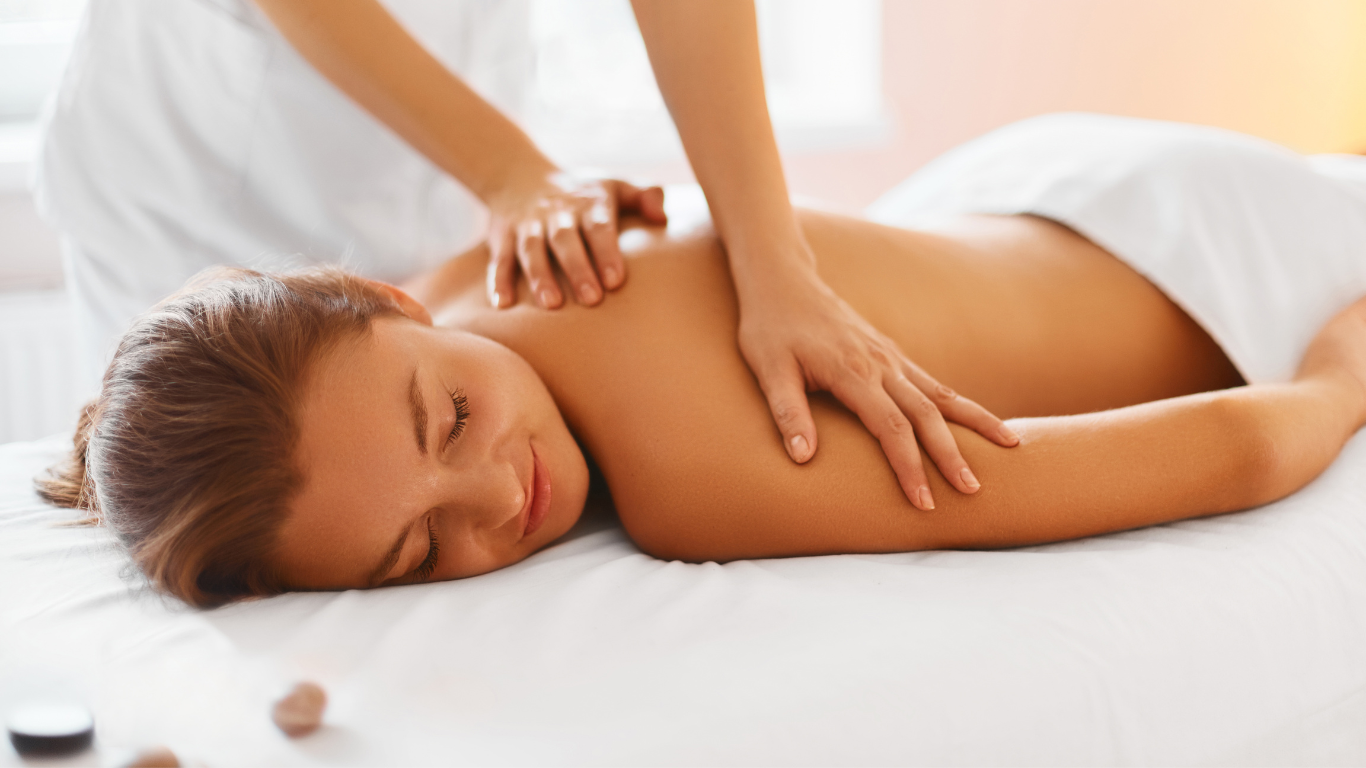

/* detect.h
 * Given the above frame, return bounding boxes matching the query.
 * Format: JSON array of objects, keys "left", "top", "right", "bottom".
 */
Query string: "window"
[
  {"left": 0, "top": 0, "right": 86, "bottom": 190},
  {"left": 526, "top": 0, "right": 887, "bottom": 167}
]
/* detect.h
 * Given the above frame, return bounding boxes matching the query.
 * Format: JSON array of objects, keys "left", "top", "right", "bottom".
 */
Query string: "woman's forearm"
[
  {"left": 251, "top": 0, "right": 556, "bottom": 206},
  {"left": 933, "top": 374, "right": 1363, "bottom": 550},
  {"left": 630, "top": 0, "right": 807, "bottom": 286}
]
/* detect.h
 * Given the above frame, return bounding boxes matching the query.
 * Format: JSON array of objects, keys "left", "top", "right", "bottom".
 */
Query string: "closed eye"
[
  {"left": 446, "top": 389, "right": 470, "bottom": 447},
  {"left": 413, "top": 516, "right": 440, "bottom": 582}
]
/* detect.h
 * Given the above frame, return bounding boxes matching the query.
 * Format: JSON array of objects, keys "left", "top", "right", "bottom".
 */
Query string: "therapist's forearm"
[
  {"left": 251, "top": 0, "right": 555, "bottom": 206},
  {"left": 631, "top": 0, "right": 809, "bottom": 290}
]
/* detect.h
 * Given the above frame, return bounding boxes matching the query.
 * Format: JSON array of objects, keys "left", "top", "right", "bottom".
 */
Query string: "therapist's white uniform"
[{"left": 34, "top": 0, "right": 533, "bottom": 393}]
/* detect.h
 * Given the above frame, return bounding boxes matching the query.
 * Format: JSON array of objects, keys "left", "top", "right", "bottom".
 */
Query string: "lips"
[{"left": 523, "top": 446, "right": 552, "bottom": 538}]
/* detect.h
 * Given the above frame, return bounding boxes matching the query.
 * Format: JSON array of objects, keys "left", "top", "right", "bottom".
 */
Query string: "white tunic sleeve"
[{"left": 34, "top": 0, "right": 532, "bottom": 375}]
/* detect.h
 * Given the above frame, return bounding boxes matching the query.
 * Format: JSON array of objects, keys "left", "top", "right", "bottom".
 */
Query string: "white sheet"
[{"left": 5, "top": 428, "right": 1366, "bottom": 766}]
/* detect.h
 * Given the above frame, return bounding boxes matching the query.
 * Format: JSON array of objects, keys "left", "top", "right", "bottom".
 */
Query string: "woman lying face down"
[{"left": 38, "top": 206, "right": 1366, "bottom": 608}]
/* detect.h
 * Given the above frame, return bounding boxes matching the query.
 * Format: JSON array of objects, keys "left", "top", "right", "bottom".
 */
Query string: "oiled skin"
[{"left": 403, "top": 211, "right": 1254, "bottom": 560}]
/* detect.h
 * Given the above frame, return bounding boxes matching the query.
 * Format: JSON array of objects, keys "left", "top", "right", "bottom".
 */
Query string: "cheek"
[{"left": 441, "top": 538, "right": 527, "bottom": 579}]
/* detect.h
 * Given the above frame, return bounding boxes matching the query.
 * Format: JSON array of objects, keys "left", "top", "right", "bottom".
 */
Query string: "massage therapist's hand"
[
  {"left": 738, "top": 245, "right": 1021, "bottom": 510},
  {"left": 629, "top": 0, "right": 1016, "bottom": 508},
  {"left": 485, "top": 174, "right": 668, "bottom": 309}
]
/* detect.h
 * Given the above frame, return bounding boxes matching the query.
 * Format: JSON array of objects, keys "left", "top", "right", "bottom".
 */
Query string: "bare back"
[{"left": 403, "top": 211, "right": 1242, "bottom": 558}]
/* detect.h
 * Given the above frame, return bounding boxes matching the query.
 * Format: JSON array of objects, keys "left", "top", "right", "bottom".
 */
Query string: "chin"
[{"left": 547, "top": 443, "right": 590, "bottom": 542}]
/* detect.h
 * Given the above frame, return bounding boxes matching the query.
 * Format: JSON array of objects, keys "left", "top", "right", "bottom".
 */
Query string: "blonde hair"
[{"left": 36, "top": 266, "right": 403, "bottom": 607}]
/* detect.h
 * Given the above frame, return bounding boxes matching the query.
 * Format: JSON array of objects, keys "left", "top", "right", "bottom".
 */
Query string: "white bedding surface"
[{"left": 4, "top": 431, "right": 1366, "bottom": 766}]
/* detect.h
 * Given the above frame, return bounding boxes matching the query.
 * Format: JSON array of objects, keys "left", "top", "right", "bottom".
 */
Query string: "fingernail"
[
  {"left": 789, "top": 434, "right": 810, "bottom": 461},
  {"left": 960, "top": 467, "right": 980, "bottom": 491},
  {"left": 580, "top": 283, "right": 601, "bottom": 303},
  {"left": 999, "top": 424, "right": 1020, "bottom": 445},
  {"left": 918, "top": 486, "right": 935, "bottom": 511},
  {"left": 603, "top": 266, "right": 620, "bottom": 287},
  {"left": 538, "top": 288, "right": 557, "bottom": 307},
  {"left": 490, "top": 291, "right": 503, "bottom": 308}
]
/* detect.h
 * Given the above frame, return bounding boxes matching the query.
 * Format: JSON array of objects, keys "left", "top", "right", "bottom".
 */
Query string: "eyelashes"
[
  {"left": 411, "top": 389, "right": 468, "bottom": 583},
  {"left": 414, "top": 516, "right": 440, "bottom": 582},
  {"left": 446, "top": 389, "right": 470, "bottom": 447}
]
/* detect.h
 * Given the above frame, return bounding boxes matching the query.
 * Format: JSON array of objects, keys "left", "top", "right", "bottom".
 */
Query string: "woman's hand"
[
  {"left": 737, "top": 244, "right": 1021, "bottom": 511},
  {"left": 485, "top": 175, "right": 667, "bottom": 309}
]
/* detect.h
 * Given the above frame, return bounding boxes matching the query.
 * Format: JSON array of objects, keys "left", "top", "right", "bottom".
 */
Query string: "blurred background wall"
[
  {"left": 1, "top": 0, "right": 1365, "bottom": 441},
  {"left": 605, "top": 0, "right": 1366, "bottom": 212},
  {"left": 774, "top": 0, "right": 1366, "bottom": 211}
]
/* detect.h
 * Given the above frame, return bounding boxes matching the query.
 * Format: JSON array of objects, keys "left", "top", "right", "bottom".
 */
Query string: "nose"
[{"left": 441, "top": 449, "right": 527, "bottom": 533}]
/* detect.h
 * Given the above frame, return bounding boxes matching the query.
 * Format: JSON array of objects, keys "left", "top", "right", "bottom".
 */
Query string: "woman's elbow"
[
  {"left": 1208, "top": 394, "right": 1286, "bottom": 511},
  {"left": 616, "top": 498, "right": 717, "bottom": 562},
  {"left": 617, "top": 492, "right": 826, "bottom": 563}
]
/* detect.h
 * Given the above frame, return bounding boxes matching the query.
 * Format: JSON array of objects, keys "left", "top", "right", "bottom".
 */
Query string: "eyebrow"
[{"left": 409, "top": 370, "right": 428, "bottom": 455}]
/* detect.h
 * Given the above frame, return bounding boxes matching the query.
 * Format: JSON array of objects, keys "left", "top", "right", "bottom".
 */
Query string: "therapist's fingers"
[
  {"left": 830, "top": 375, "right": 934, "bottom": 510},
  {"left": 750, "top": 353, "right": 819, "bottom": 464},
  {"left": 547, "top": 208, "right": 602, "bottom": 306},
  {"left": 884, "top": 372, "right": 979, "bottom": 497},
  {"left": 902, "top": 361, "right": 1019, "bottom": 448},
  {"left": 516, "top": 219, "right": 561, "bottom": 309},
  {"left": 582, "top": 198, "right": 626, "bottom": 291},
  {"left": 486, "top": 224, "right": 518, "bottom": 309},
  {"left": 615, "top": 181, "right": 668, "bottom": 224}
]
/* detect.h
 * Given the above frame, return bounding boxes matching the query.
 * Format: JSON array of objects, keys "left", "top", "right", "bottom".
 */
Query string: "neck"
[{"left": 398, "top": 244, "right": 490, "bottom": 325}]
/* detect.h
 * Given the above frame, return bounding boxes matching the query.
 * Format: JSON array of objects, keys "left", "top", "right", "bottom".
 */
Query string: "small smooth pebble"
[
  {"left": 271, "top": 681, "right": 327, "bottom": 738},
  {"left": 120, "top": 745, "right": 180, "bottom": 767}
]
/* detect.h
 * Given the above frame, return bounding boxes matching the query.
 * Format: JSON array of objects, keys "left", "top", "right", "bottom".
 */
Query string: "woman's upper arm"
[
  {"left": 610, "top": 386, "right": 1278, "bottom": 563},
  {"left": 610, "top": 394, "right": 934, "bottom": 562},
  {"left": 551, "top": 237, "right": 953, "bottom": 560}
]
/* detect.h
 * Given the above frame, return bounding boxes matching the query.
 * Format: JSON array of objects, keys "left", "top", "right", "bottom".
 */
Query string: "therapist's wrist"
[
  {"left": 714, "top": 199, "right": 811, "bottom": 264},
  {"left": 480, "top": 155, "right": 562, "bottom": 213},
  {"left": 727, "top": 237, "right": 823, "bottom": 311},
  {"left": 723, "top": 220, "right": 817, "bottom": 294}
]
